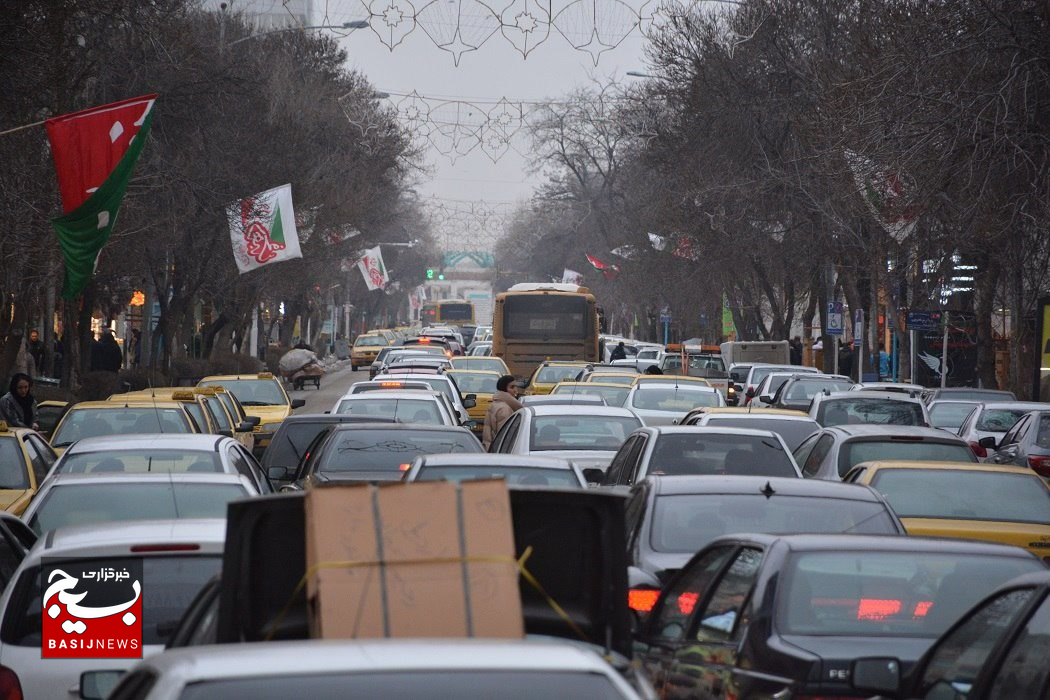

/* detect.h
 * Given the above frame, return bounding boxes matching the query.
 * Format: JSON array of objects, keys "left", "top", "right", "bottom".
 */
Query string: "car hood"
[
  {"left": 217, "top": 488, "right": 632, "bottom": 657},
  {"left": 246, "top": 405, "right": 289, "bottom": 424}
]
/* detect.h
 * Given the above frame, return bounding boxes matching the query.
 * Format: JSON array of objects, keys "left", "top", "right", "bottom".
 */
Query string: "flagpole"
[{"left": 0, "top": 119, "right": 46, "bottom": 137}]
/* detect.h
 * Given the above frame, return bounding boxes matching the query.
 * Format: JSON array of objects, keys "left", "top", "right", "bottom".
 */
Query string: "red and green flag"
[
  {"left": 585, "top": 253, "right": 620, "bottom": 280},
  {"left": 46, "top": 94, "right": 157, "bottom": 299}
]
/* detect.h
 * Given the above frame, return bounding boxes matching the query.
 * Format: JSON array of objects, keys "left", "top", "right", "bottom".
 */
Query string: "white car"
[
  {"left": 109, "top": 638, "right": 646, "bottom": 698},
  {"left": 623, "top": 383, "right": 725, "bottom": 426},
  {"left": 329, "top": 390, "right": 459, "bottom": 426},
  {"left": 956, "top": 401, "right": 1050, "bottom": 460},
  {"left": 373, "top": 372, "right": 476, "bottom": 426},
  {"left": 0, "top": 519, "right": 226, "bottom": 700}
]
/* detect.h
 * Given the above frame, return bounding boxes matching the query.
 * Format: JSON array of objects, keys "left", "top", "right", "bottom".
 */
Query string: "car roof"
[
  {"left": 711, "top": 532, "right": 1039, "bottom": 556},
  {"left": 970, "top": 401, "right": 1050, "bottom": 412},
  {"left": 277, "top": 414, "right": 397, "bottom": 426},
  {"left": 327, "top": 423, "right": 472, "bottom": 434},
  {"left": 825, "top": 424, "right": 964, "bottom": 439},
  {"left": 134, "top": 638, "right": 623, "bottom": 680},
  {"left": 639, "top": 425, "right": 780, "bottom": 438},
  {"left": 200, "top": 374, "right": 280, "bottom": 381},
  {"left": 853, "top": 460, "right": 1041, "bottom": 477},
  {"left": 41, "top": 472, "right": 252, "bottom": 487},
  {"left": 65, "top": 400, "right": 187, "bottom": 409},
  {"left": 61, "top": 433, "right": 229, "bottom": 454},
  {"left": 647, "top": 474, "right": 885, "bottom": 501},
  {"left": 418, "top": 454, "right": 575, "bottom": 469},
  {"left": 33, "top": 518, "right": 227, "bottom": 558},
  {"left": 630, "top": 383, "right": 718, "bottom": 392},
  {"left": 524, "top": 405, "right": 641, "bottom": 418},
  {"left": 697, "top": 408, "right": 810, "bottom": 419},
  {"left": 337, "top": 390, "right": 445, "bottom": 400}
]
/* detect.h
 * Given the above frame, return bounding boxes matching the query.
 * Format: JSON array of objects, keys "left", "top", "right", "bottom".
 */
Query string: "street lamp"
[{"left": 228, "top": 20, "right": 369, "bottom": 47}]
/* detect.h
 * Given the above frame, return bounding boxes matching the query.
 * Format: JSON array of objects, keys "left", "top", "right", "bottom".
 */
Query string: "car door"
[
  {"left": 800, "top": 433, "right": 835, "bottom": 478},
  {"left": 637, "top": 545, "right": 738, "bottom": 694},
  {"left": 623, "top": 434, "right": 652, "bottom": 485},
  {"left": 603, "top": 435, "right": 638, "bottom": 486},
  {"left": 992, "top": 414, "right": 1030, "bottom": 466},
  {"left": 669, "top": 547, "right": 765, "bottom": 699},
  {"left": 490, "top": 413, "right": 522, "bottom": 453}
]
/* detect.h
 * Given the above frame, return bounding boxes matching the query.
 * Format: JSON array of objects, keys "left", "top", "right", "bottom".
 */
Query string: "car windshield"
[
  {"left": 630, "top": 387, "right": 720, "bottom": 412},
  {"left": 778, "top": 551, "right": 1042, "bottom": 638},
  {"left": 870, "top": 469, "right": 1050, "bottom": 523},
  {"left": 974, "top": 408, "right": 1027, "bottom": 433},
  {"left": 645, "top": 433, "right": 798, "bottom": 477},
  {"left": 416, "top": 465, "right": 582, "bottom": 487},
  {"left": 841, "top": 440, "right": 975, "bottom": 475},
  {"left": 320, "top": 430, "right": 480, "bottom": 472},
  {"left": 176, "top": 670, "right": 628, "bottom": 699},
  {"left": 651, "top": 494, "right": 898, "bottom": 553},
  {"left": 0, "top": 436, "right": 29, "bottom": 489},
  {"left": 928, "top": 402, "right": 979, "bottom": 430},
  {"left": 28, "top": 482, "right": 249, "bottom": 534},
  {"left": 535, "top": 365, "right": 583, "bottom": 384},
  {"left": 820, "top": 398, "right": 925, "bottom": 426},
  {"left": 54, "top": 450, "right": 222, "bottom": 475},
  {"left": 200, "top": 380, "right": 286, "bottom": 407},
  {"left": 703, "top": 417, "right": 820, "bottom": 451},
  {"left": 529, "top": 415, "right": 640, "bottom": 451},
  {"left": 51, "top": 408, "right": 191, "bottom": 446},
  {"left": 3, "top": 555, "right": 221, "bottom": 647},
  {"left": 551, "top": 384, "right": 630, "bottom": 407},
  {"left": 334, "top": 397, "right": 444, "bottom": 424}
]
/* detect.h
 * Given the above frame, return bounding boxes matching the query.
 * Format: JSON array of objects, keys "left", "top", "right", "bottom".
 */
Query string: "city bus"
[
  {"left": 421, "top": 299, "right": 475, "bottom": 326},
  {"left": 492, "top": 283, "right": 601, "bottom": 379}
]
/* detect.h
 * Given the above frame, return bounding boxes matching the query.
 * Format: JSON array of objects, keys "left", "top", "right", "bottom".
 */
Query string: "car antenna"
[{"left": 760, "top": 481, "right": 776, "bottom": 499}]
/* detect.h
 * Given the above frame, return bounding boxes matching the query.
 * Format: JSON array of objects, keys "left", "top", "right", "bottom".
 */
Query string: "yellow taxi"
[
  {"left": 844, "top": 460, "right": 1050, "bottom": 559},
  {"left": 549, "top": 381, "right": 632, "bottom": 408},
  {"left": 444, "top": 369, "right": 501, "bottom": 436},
  {"left": 351, "top": 333, "right": 390, "bottom": 371},
  {"left": 48, "top": 399, "right": 198, "bottom": 455},
  {"left": 198, "top": 373, "right": 304, "bottom": 456},
  {"left": 0, "top": 421, "right": 57, "bottom": 515},
  {"left": 581, "top": 372, "right": 638, "bottom": 386},
  {"left": 525, "top": 361, "right": 590, "bottom": 395},
  {"left": 34, "top": 400, "right": 69, "bottom": 440},
  {"left": 449, "top": 356, "right": 509, "bottom": 375},
  {"left": 110, "top": 388, "right": 255, "bottom": 451}
]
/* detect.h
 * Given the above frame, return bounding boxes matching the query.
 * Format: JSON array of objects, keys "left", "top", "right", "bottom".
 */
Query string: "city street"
[{"left": 286, "top": 360, "right": 364, "bottom": 414}]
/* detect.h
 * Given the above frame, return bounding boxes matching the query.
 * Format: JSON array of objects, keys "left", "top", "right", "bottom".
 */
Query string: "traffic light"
[
  {"left": 426, "top": 268, "right": 434, "bottom": 280},
  {"left": 437, "top": 272, "right": 445, "bottom": 280}
]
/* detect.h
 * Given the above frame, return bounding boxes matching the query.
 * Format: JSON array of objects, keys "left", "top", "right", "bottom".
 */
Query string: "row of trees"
[
  {"left": 0, "top": 0, "right": 431, "bottom": 385},
  {"left": 500, "top": 0, "right": 1048, "bottom": 393}
]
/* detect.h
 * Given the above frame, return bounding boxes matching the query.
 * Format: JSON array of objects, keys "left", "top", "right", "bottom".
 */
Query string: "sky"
[{"left": 307, "top": 0, "right": 661, "bottom": 246}]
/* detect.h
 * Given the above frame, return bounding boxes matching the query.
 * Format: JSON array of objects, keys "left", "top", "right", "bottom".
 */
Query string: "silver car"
[
  {"left": 956, "top": 401, "right": 1050, "bottom": 461},
  {"left": 44, "top": 433, "right": 272, "bottom": 494},
  {"left": 330, "top": 390, "right": 459, "bottom": 426},
  {"left": 109, "top": 638, "right": 646, "bottom": 698},
  {"left": 793, "top": 424, "right": 978, "bottom": 480},
  {"left": 403, "top": 453, "right": 587, "bottom": 488},
  {"left": 623, "top": 383, "right": 725, "bottom": 426},
  {"left": 487, "top": 404, "right": 643, "bottom": 474},
  {"left": 0, "top": 519, "right": 226, "bottom": 700}
]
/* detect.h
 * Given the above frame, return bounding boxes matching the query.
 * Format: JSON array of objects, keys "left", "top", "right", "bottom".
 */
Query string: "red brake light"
[
  {"left": 628, "top": 588, "right": 660, "bottom": 612},
  {"left": 1028, "top": 456, "right": 1050, "bottom": 477},
  {"left": 677, "top": 591, "right": 699, "bottom": 615},
  {"left": 856, "top": 598, "right": 902, "bottom": 621},
  {"left": 969, "top": 440, "right": 987, "bottom": 459},
  {"left": 399, "top": 463, "right": 411, "bottom": 471},
  {"left": 0, "top": 665, "right": 23, "bottom": 700},
  {"left": 129, "top": 544, "right": 201, "bottom": 553},
  {"left": 380, "top": 382, "right": 403, "bottom": 388},
  {"left": 418, "top": 337, "right": 431, "bottom": 343}
]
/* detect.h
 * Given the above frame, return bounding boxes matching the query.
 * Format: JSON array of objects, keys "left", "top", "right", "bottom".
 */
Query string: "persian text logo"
[{"left": 41, "top": 559, "right": 143, "bottom": 658}]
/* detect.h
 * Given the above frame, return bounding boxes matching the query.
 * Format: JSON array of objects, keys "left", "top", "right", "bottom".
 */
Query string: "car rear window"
[
  {"left": 630, "top": 388, "right": 720, "bottom": 412},
  {"left": 334, "top": 398, "right": 444, "bottom": 424},
  {"left": 52, "top": 408, "right": 191, "bottom": 446},
  {"left": 354, "top": 336, "right": 387, "bottom": 347},
  {"left": 651, "top": 494, "right": 898, "bottom": 553},
  {"left": 2, "top": 555, "right": 221, "bottom": 646},
  {"left": 535, "top": 366, "right": 582, "bottom": 384},
  {"left": 28, "top": 483, "right": 249, "bottom": 534},
  {"left": 870, "top": 469, "right": 1050, "bottom": 523},
  {"left": 529, "top": 416, "right": 640, "bottom": 451},
  {"left": 319, "top": 430, "right": 482, "bottom": 472},
  {"left": 928, "top": 403, "right": 978, "bottom": 430},
  {"left": 552, "top": 384, "right": 630, "bottom": 407},
  {"left": 199, "top": 380, "right": 285, "bottom": 407},
  {"left": 177, "top": 670, "right": 628, "bottom": 699},
  {"left": 644, "top": 433, "right": 798, "bottom": 477},
  {"left": 779, "top": 551, "right": 1042, "bottom": 637},
  {"left": 819, "top": 398, "right": 925, "bottom": 426},
  {"left": 415, "top": 466, "right": 582, "bottom": 488},
  {"left": 841, "top": 440, "right": 975, "bottom": 475},
  {"left": 55, "top": 451, "right": 222, "bottom": 476}
]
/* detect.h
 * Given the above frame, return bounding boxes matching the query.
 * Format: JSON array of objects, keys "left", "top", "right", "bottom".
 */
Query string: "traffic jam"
[{"left": 2, "top": 293, "right": 1050, "bottom": 700}]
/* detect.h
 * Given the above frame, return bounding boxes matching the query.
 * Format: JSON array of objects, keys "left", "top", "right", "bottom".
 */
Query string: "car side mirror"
[
  {"left": 978, "top": 436, "right": 999, "bottom": 449},
  {"left": 464, "top": 420, "right": 478, "bottom": 431},
  {"left": 463, "top": 395, "right": 477, "bottom": 409},
  {"left": 80, "top": 671, "right": 123, "bottom": 700},
  {"left": 267, "top": 466, "right": 290, "bottom": 481},
  {"left": 850, "top": 658, "right": 901, "bottom": 695},
  {"left": 582, "top": 468, "right": 604, "bottom": 484},
  {"left": 235, "top": 421, "right": 253, "bottom": 433},
  {"left": 759, "top": 394, "right": 772, "bottom": 404},
  {"left": 291, "top": 398, "right": 306, "bottom": 409},
  {"left": 244, "top": 415, "right": 261, "bottom": 426}
]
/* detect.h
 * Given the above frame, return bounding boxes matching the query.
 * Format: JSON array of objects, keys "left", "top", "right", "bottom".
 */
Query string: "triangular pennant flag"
[{"left": 46, "top": 94, "right": 157, "bottom": 298}]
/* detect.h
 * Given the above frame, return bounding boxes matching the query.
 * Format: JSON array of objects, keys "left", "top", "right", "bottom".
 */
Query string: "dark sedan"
[
  {"left": 634, "top": 533, "right": 1043, "bottom": 699},
  {"left": 282, "top": 423, "right": 483, "bottom": 489},
  {"left": 625, "top": 476, "right": 903, "bottom": 598}
]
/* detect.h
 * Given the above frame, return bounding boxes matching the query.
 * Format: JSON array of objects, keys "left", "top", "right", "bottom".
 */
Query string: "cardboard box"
[{"left": 305, "top": 480, "right": 523, "bottom": 639}]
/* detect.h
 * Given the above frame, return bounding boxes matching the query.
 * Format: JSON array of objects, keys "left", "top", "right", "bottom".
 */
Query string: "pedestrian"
[
  {"left": 27, "top": 330, "right": 44, "bottom": 375},
  {"left": 838, "top": 343, "right": 854, "bottom": 379},
  {"left": 91, "top": 330, "right": 123, "bottom": 372},
  {"left": 644, "top": 364, "right": 664, "bottom": 375},
  {"left": 129, "top": 328, "right": 142, "bottom": 368},
  {"left": 609, "top": 341, "right": 627, "bottom": 362},
  {"left": 789, "top": 336, "right": 802, "bottom": 365},
  {"left": 483, "top": 374, "right": 523, "bottom": 450},
  {"left": 0, "top": 373, "right": 39, "bottom": 430},
  {"left": 879, "top": 349, "right": 890, "bottom": 379}
]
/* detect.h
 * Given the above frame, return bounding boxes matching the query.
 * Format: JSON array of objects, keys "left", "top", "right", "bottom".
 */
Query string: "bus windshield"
[{"left": 503, "top": 295, "right": 588, "bottom": 339}]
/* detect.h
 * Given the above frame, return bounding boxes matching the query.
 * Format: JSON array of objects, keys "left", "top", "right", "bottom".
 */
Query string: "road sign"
[
  {"left": 659, "top": 313, "right": 672, "bottom": 324},
  {"left": 826, "top": 302, "right": 844, "bottom": 336},
  {"left": 906, "top": 310, "right": 942, "bottom": 332},
  {"left": 854, "top": 309, "right": 864, "bottom": 348}
]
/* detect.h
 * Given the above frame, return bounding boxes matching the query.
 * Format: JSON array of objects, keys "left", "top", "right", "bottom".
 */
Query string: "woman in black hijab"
[{"left": 0, "top": 373, "right": 38, "bottom": 430}]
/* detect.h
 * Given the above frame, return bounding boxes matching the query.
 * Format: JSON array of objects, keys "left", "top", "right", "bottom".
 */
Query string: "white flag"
[
  {"left": 409, "top": 285, "right": 426, "bottom": 310},
  {"left": 561, "top": 268, "right": 584, "bottom": 285},
  {"left": 356, "top": 246, "right": 389, "bottom": 291},
  {"left": 648, "top": 232, "right": 667, "bottom": 251},
  {"left": 227, "top": 184, "right": 302, "bottom": 274}
]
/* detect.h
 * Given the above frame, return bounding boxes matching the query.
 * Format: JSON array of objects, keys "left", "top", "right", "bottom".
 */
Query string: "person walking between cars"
[
  {"left": 483, "top": 374, "right": 523, "bottom": 450},
  {"left": 0, "top": 373, "right": 39, "bottom": 430},
  {"left": 609, "top": 341, "right": 627, "bottom": 362},
  {"left": 91, "top": 330, "right": 123, "bottom": 372}
]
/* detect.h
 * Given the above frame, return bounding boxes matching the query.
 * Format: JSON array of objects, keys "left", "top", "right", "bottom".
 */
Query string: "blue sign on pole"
[
  {"left": 826, "top": 302, "right": 844, "bottom": 336},
  {"left": 906, "top": 310, "right": 941, "bottom": 332},
  {"left": 854, "top": 309, "right": 864, "bottom": 348}
]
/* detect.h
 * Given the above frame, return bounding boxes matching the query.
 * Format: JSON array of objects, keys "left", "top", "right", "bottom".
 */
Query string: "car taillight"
[
  {"left": 677, "top": 591, "right": 699, "bottom": 615},
  {"left": 969, "top": 441, "right": 987, "bottom": 459},
  {"left": 0, "top": 665, "right": 23, "bottom": 700},
  {"left": 1029, "top": 456, "right": 1050, "bottom": 477},
  {"left": 399, "top": 463, "right": 411, "bottom": 471},
  {"left": 628, "top": 588, "right": 660, "bottom": 613}
]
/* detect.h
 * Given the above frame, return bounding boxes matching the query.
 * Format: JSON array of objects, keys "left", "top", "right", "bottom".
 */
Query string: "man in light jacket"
[{"left": 483, "top": 374, "right": 522, "bottom": 449}]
